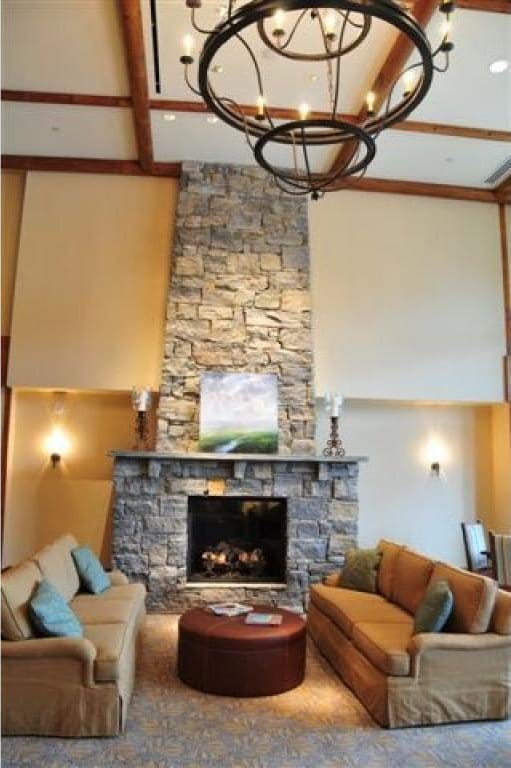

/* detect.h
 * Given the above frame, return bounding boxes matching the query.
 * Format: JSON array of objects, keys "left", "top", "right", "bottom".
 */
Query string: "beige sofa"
[
  {"left": 1, "top": 534, "right": 146, "bottom": 737},
  {"left": 308, "top": 539, "right": 511, "bottom": 728}
]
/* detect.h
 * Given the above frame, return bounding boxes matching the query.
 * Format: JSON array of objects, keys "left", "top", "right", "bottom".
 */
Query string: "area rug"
[{"left": 3, "top": 615, "right": 510, "bottom": 768}]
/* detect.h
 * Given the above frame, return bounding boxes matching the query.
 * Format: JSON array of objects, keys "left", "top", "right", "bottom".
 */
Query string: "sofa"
[
  {"left": 308, "top": 539, "right": 511, "bottom": 728},
  {"left": 1, "top": 534, "right": 146, "bottom": 737}
]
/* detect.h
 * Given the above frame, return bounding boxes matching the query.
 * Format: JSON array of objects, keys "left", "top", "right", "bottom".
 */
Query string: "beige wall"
[
  {"left": 316, "top": 400, "right": 495, "bottom": 567},
  {"left": 1, "top": 170, "right": 25, "bottom": 335},
  {"left": 8, "top": 172, "right": 177, "bottom": 390},
  {"left": 3, "top": 390, "right": 133, "bottom": 567},
  {"left": 309, "top": 191, "right": 505, "bottom": 403}
]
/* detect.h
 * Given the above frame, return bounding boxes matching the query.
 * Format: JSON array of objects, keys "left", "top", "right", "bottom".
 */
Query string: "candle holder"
[
  {"left": 322, "top": 415, "right": 346, "bottom": 458},
  {"left": 131, "top": 388, "right": 153, "bottom": 450}
]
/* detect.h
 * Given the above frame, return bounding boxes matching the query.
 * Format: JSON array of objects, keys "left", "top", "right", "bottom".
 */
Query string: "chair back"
[
  {"left": 461, "top": 521, "right": 488, "bottom": 572},
  {"left": 489, "top": 531, "right": 511, "bottom": 587}
]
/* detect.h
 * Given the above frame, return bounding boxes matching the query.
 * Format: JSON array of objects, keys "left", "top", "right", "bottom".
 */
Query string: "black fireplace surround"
[{"left": 187, "top": 496, "right": 287, "bottom": 584}]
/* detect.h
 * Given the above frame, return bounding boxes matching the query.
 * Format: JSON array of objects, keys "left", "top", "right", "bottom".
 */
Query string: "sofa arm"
[
  {"left": 408, "top": 632, "right": 511, "bottom": 678},
  {"left": 2, "top": 637, "right": 97, "bottom": 688},
  {"left": 108, "top": 569, "right": 129, "bottom": 586}
]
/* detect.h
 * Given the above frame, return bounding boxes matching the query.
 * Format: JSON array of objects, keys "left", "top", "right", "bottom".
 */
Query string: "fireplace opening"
[{"left": 187, "top": 496, "right": 287, "bottom": 584}]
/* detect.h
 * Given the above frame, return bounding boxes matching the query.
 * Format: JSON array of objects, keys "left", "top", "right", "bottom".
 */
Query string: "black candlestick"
[{"left": 322, "top": 415, "right": 346, "bottom": 457}]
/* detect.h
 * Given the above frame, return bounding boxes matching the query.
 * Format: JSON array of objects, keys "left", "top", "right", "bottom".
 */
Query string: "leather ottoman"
[{"left": 177, "top": 606, "right": 306, "bottom": 697}]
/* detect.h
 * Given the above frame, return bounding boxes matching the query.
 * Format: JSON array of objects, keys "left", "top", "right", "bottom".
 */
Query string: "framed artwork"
[{"left": 199, "top": 372, "right": 278, "bottom": 454}]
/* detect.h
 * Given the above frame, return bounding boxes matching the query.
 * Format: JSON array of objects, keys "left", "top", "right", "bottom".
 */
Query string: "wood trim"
[
  {"left": 332, "top": 176, "right": 497, "bottom": 202},
  {"left": 1, "top": 337, "right": 11, "bottom": 549},
  {"left": 328, "top": 0, "right": 439, "bottom": 177},
  {"left": 1, "top": 155, "right": 181, "bottom": 177},
  {"left": 495, "top": 177, "right": 511, "bottom": 204},
  {"left": 456, "top": 1, "right": 511, "bottom": 13},
  {"left": 499, "top": 204, "right": 511, "bottom": 401},
  {"left": 3, "top": 91, "right": 510, "bottom": 144},
  {"left": 1, "top": 90, "right": 132, "bottom": 108},
  {"left": 119, "top": 0, "right": 153, "bottom": 171}
]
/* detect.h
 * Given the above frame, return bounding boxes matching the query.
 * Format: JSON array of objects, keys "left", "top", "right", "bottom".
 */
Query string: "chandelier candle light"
[
  {"left": 323, "top": 393, "right": 346, "bottom": 457},
  {"left": 179, "top": 0, "right": 455, "bottom": 198},
  {"left": 131, "top": 388, "right": 153, "bottom": 450}
]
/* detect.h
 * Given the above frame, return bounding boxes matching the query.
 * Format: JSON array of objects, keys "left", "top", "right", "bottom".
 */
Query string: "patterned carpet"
[{"left": 3, "top": 615, "right": 511, "bottom": 768}]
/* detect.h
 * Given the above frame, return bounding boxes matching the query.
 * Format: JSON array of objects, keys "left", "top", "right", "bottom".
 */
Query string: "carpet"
[{"left": 3, "top": 615, "right": 510, "bottom": 768}]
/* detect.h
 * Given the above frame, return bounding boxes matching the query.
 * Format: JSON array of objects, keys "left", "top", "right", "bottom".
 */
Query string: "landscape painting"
[{"left": 199, "top": 372, "right": 278, "bottom": 454}]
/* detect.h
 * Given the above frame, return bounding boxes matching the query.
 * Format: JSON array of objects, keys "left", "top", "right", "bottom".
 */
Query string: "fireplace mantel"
[{"left": 110, "top": 451, "right": 367, "bottom": 464}]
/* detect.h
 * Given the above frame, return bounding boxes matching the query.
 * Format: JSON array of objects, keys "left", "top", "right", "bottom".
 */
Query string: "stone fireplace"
[{"left": 111, "top": 161, "right": 366, "bottom": 612}]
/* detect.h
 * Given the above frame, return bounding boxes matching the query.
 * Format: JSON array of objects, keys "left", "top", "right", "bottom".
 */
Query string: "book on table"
[{"left": 245, "top": 612, "right": 283, "bottom": 626}]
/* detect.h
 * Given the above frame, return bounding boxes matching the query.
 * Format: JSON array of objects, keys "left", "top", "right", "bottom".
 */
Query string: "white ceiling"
[{"left": 1, "top": 0, "right": 510, "bottom": 188}]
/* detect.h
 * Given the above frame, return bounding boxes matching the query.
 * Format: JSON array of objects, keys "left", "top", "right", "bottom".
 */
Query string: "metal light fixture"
[{"left": 179, "top": 0, "right": 455, "bottom": 198}]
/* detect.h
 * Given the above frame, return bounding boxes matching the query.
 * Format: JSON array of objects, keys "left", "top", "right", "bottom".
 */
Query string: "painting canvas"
[{"left": 199, "top": 372, "right": 278, "bottom": 454}]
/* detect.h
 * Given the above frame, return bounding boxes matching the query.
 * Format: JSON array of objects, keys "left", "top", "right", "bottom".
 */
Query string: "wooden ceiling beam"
[
  {"left": 330, "top": 176, "right": 497, "bottom": 203},
  {"left": 3, "top": 90, "right": 510, "bottom": 143},
  {"left": 1, "top": 155, "right": 181, "bottom": 178},
  {"left": 327, "top": 0, "right": 440, "bottom": 178},
  {"left": 118, "top": 0, "right": 153, "bottom": 172},
  {"left": 456, "top": 1, "right": 511, "bottom": 13}
]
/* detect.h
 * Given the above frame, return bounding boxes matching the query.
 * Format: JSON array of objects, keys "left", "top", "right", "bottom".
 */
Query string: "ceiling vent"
[{"left": 485, "top": 155, "right": 511, "bottom": 186}]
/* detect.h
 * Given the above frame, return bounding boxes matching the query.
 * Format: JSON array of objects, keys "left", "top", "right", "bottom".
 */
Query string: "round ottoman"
[{"left": 177, "top": 606, "right": 306, "bottom": 697}]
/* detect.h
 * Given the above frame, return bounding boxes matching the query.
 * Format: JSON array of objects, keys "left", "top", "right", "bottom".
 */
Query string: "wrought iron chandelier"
[{"left": 180, "top": 1, "right": 455, "bottom": 198}]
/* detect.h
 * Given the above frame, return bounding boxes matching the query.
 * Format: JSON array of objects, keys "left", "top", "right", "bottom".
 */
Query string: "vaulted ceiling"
[{"left": 2, "top": 0, "right": 510, "bottom": 200}]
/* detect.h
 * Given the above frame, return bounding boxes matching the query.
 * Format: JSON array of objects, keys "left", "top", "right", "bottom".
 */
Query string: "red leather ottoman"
[{"left": 177, "top": 606, "right": 306, "bottom": 697}]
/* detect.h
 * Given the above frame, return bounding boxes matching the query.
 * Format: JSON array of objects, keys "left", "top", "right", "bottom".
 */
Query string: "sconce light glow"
[
  {"left": 45, "top": 426, "right": 71, "bottom": 468},
  {"left": 424, "top": 434, "right": 448, "bottom": 476}
]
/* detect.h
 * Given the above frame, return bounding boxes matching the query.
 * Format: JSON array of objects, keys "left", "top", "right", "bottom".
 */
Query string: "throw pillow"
[
  {"left": 72, "top": 546, "right": 110, "bottom": 594},
  {"left": 414, "top": 579, "right": 454, "bottom": 634},
  {"left": 341, "top": 548, "right": 381, "bottom": 593},
  {"left": 29, "top": 580, "right": 83, "bottom": 638}
]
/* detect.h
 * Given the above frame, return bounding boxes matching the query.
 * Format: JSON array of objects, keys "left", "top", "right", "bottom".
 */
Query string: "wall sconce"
[
  {"left": 425, "top": 434, "right": 448, "bottom": 478},
  {"left": 430, "top": 461, "right": 441, "bottom": 477},
  {"left": 45, "top": 426, "right": 70, "bottom": 469}
]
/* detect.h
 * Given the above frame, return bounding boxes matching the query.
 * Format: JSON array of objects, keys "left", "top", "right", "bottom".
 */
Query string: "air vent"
[{"left": 485, "top": 155, "right": 511, "bottom": 186}]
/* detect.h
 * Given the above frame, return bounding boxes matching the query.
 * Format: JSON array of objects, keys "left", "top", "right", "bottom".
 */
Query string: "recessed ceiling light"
[
  {"left": 51, "top": 125, "right": 60, "bottom": 132},
  {"left": 207, "top": 115, "right": 219, "bottom": 124},
  {"left": 445, "top": 156, "right": 453, "bottom": 163},
  {"left": 309, "top": 74, "right": 318, "bottom": 83},
  {"left": 212, "top": 64, "right": 224, "bottom": 74},
  {"left": 163, "top": 113, "right": 176, "bottom": 122},
  {"left": 489, "top": 59, "right": 509, "bottom": 74}
]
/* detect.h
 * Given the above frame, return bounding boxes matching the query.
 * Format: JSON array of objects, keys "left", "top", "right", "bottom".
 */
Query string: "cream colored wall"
[
  {"left": 316, "top": 400, "right": 495, "bottom": 567},
  {"left": 8, "top": 172, "right": 177, "bottom": 390},
  {"left": 309, "top": 191, "right": 505, "bottom": 403},
  {"left": 1, "top": 170, "right": 25, "bottom": 335},
  {"left": 2, "top": 390, "right": 133, "bottom": 567}
]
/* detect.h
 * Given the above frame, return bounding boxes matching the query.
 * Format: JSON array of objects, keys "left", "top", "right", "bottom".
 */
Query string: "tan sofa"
[
  {"left": 308, "top": 539, "right": 511, "bottom": 728},
  {"left": 1, "top": 534, "right": 146, "bottom": 737}
]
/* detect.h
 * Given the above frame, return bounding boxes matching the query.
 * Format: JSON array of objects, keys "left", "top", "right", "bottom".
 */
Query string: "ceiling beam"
[
  {"left": 118, "top": 0, "right": 153, "bottom": 171},
  {"left": 3, "top": 90, "right": 510, "bottom": 144},
  {"left": 495, "top": 177, "right": 511, "bottom": 203},
  {"left": 1, "top": 155, "right": 181, "bottom": 178},
  {"left": 456, "top": 1, "right": 511, "bottom": 13},
  {"left": 327, "top": 0, "right": 440, "bottom": 178},
  {"left": 3, "top": 154, "right": 500, "bottom": 202}
]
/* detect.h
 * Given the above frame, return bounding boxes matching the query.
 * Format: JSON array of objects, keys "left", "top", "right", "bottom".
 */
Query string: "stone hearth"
[{"left": 112, "top": 452, "right": 365, "bottom": 612}]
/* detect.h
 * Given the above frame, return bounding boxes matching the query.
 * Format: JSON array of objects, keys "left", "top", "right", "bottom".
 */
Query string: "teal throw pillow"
[
  {"left": 29, "top": 580, "right": 83, "bottom": 638},
  {"left": 72, "top": 546, "right": 110, "bottom": 594},
  {"left": 341, "top": 548, "right": 382, "bottom": 594},
  {"left": 414, "top": 579, "right": 454, "bottom": 634}
]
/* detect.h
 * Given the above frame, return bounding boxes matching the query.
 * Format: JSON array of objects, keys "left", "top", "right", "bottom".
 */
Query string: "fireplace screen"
[{"left": 187, "top": 496, "right": 287, "bottom": 584}]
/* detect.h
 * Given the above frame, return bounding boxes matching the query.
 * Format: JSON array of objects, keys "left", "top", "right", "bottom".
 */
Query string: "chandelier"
[{"left": 179, "top": 1, "right": 455, "bottom": 198}]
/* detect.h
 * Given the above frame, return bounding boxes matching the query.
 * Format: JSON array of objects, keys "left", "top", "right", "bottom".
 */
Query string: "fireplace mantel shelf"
[{"left": 110, "top": 451, "right": 367, "bottom": 464}]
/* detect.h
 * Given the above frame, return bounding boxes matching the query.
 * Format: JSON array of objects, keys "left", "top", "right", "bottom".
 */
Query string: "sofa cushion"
[
  {"left": 491, "top": 589, "right": 511, "bottom": 635},
  {"left": 1, "top": 560, "right": 42, "bottom": 640},
  {"left": 28, "top": 580, "right": 83, "bottom": 638},
  {"left": 84, "top": 623, "right": 127, "bottom": 682},
  {"left": 376, "top": 539, "right": 405, "bottom": 599},
  {"left": 310, "top": 583, "right": 412, "bottom": 639},
  {"left": 351, "top": 622, "right": 413, "bottom": 676},
  {"left": 430, "top": 562, "right": 497, "bottom": 634},
  {"left": 341, "top": 548, "right": 381, "bottom": 593},
  {"left": 414, "top": 579, "right": 454, "bottom": 634},
  {"left": 392, "top": 549, "right": 434, "bottom": 615},
  {"left": 32, "top": 534, "right": 80, "bottom": 603},
  {"left": 71, "top": 546, "right": 110, "bottom": 594},
  {"left": 71, "top": 599, "right": 134, "bottom": 627},
  {"left": 72, "top": 583, "right": 146, "bottom": 612}
]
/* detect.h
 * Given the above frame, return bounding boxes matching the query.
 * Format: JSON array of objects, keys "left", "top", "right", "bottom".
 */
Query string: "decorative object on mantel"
[
  {"left": 178, "top": 0, "right": 455, "bottom": 198},
  {"left": 131, "top": 387, "right": 153, "bottom": 450},
  {"left": 199, "top": 372, "right": 278, "bottom": 454},
  {"left": 323, "top": 393, "right": 346, "bottom": 457}
]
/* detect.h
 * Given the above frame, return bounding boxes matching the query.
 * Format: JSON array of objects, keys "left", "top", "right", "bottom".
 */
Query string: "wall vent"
[{"left": 485, "top": 155, "right": 511, "bottom": 186}]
